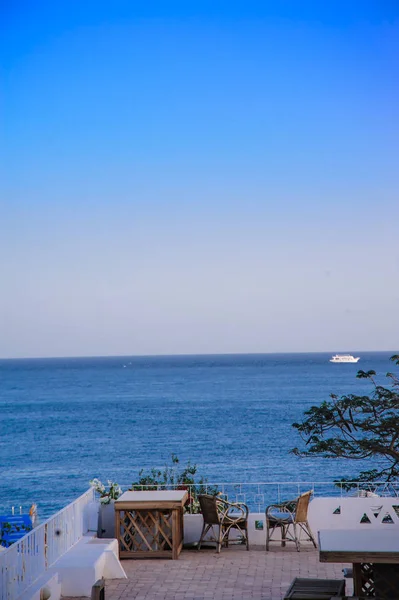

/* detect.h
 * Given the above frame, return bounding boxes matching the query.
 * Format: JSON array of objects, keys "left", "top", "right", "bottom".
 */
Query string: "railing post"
[{"left": 44, "top": 523, "right": 48, "bottom": 570}]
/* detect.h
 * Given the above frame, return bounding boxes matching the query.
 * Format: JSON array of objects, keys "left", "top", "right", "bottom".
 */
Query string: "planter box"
[{"left": 97, "top": 502, "right": 115, "bottom": 538}]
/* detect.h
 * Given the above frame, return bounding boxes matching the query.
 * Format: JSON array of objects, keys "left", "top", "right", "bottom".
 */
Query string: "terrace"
[
  {"left": 94, "top": 545, "right": 351, "bottom": 600},
  {"left": 2, "top": 481, "right": 399, "bottom": 600}
]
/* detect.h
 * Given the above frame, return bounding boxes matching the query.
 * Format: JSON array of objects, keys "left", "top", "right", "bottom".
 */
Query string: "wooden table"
[
  {"left": 114, "top": 490, "right": 188, "bottom": 559},
  {"left": 319, "top": 529, "right": 399, "bottom": 599}
]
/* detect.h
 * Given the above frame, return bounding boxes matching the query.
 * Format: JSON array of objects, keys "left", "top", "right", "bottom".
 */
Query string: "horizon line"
[{"left": 0, "top": 349, "right": 397, "bottom": 361}]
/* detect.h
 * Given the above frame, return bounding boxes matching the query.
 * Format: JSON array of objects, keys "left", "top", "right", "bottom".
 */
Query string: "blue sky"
[{"left": 1, "top": 1, "right": 398, "bottom": 358}]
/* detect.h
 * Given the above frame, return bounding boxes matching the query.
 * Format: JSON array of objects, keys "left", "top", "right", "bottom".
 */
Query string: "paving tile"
[{"left": 78, "top": 543, "right": 353, "bottom": 600}]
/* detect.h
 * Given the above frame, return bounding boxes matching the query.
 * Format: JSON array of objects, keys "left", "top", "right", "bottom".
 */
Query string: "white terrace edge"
[{"left": 2, "top": 484, "right": 399, "bottom": 599}]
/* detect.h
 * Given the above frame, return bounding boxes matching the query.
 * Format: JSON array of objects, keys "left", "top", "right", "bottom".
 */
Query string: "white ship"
[{"left": 330, "top": 354, "right": 360, "bottom": 363}]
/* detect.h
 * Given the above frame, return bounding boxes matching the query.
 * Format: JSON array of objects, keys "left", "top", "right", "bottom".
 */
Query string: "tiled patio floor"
[{"left": 103, "top": 544, "right": 353, "bottom": 600}]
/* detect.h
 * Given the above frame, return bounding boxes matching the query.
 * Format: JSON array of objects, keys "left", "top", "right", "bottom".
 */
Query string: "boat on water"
[{"left": 330, "top": 354, "right": 360, "bottom": 363}]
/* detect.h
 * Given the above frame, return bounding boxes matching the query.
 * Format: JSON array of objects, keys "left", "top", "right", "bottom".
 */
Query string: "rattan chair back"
[
  {"left": 295, "top": 491, "right": 312, "bottom": 524},
  {"left": 198, "top": 494, "right": 220, "bottom": 525}
]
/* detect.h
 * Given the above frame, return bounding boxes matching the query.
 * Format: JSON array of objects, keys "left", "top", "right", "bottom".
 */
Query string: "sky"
[{"left": 1, "top": 1, "right": 398, "bottom": 358}]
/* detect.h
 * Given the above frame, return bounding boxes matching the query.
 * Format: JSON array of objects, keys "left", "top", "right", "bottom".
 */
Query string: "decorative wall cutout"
[
  {"left": 370, "top": 505, "right": 382, "bottom": 518},
  {"left": 360, "top": 513, "right": 371, "bottom": 524},
  {"left": 309, "top": 497, "right": 399, "bottom": 535},
  {"left": 381, "top": 512, "right": 394, "bottom": 524}
]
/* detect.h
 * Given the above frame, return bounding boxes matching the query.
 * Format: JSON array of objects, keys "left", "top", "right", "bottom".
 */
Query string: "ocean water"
[{"left": 0, "top": 352, "right": 394, "bottom": 518}]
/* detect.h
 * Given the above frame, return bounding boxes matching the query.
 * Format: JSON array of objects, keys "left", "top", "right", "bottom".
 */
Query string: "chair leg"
[
  {"left": 267, "top": 521, "right": 282, "bottom": 551},
  {"left": 198, "top": 523, "right": 211, "bottom": 550},
  {"left": 293, "top": 523, "right": 300, "bottom": 552},
  {"left": 266, "top": 520, "right": 277, "bottom": 550},
  {"left": 220, "top": 524, "right": 248, "bottom": 550},
  {"left": 301, "top": 521, "right": 317, "bottom": 548},
  {"left": 221, "top": 523, "right": 238, "bottom": 549},
  {"left": 217, "top": 525, "right": 223, "bottom": 553},
  {"left": 281, "top": 524, "right": 286, "bottom": 547},
  {"left": 224, "top": 523, "right": 249, "bottom": 550}
]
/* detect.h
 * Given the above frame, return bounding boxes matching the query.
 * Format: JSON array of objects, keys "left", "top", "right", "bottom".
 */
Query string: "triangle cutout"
[
  {"left": 370, "top": 505, "right": 382, "bottom": 518},
  {"left": 360, "top": 513, "right": 371, "bottom": 524},
  {"left": 381, "top": 512, "right": 394, "bottom": 524}
]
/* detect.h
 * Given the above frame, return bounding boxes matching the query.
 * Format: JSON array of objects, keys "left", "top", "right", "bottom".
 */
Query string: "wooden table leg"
[
  {"left": 352, "top": 563, "right": 362, "bottom": 596},
  {"left": 353, "top": 563, "right": 377, "bottom": 597},
  {"left": 154, "top": 510, "right": 159, "bottom": 551},
  {"left": 115, "top": 508, "right": 119, "bottom": 554},
  {"left": 180, "top": 507, "right": 184, "bottom": 548},
  {"left": 172, "top": 508, "right": 178, "bottom": 560}
]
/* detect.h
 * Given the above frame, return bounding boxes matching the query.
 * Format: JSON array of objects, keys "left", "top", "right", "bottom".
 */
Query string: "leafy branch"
[{"left": 292, "top": 355, "right": 399, "bottom": 485}]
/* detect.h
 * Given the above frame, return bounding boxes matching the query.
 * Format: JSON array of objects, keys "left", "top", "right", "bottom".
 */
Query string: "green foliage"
[
  {"left": 1, "top": 522, "right": 12, "bottom": 533},
  {"left": 292, "top": 355, "right": 399, "bottom": 486},
  {"left": 90, "top": 478, "right": 123, "bottom": 504},
  {"left": 0, "top": 521, "right": 32, "bottom": 545},
  {"left": 130, "top": 454, "right": 218, "bottom": 513}
]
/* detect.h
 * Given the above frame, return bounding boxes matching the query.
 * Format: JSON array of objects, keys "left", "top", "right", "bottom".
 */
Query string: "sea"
[{"left": 0, "top": 351, "right": 394, "bottom": 519}]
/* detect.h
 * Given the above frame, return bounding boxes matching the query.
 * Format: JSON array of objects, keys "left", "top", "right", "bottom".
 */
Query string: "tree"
[
  {"left": 130, "top": 454, "right": 218, "bottom": 512},
  {"left": 292, "top": 355, "right": 399, "bottom": 485}
]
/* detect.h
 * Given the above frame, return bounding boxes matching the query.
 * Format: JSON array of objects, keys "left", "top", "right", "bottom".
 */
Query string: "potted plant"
[{"left": 90, "top": 478, "right": 122, "bottom": 538}]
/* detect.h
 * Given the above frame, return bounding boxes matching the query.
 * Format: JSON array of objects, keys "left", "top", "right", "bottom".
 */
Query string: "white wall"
[
  {"left": 308, "top": 497, "right": 399, "bottom": 534},
  {"left": 184, "top": 497, "right": 399, "bottom": 547}
]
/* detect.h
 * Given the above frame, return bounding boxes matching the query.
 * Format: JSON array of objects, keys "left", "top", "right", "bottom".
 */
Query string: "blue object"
[
  {"left": 0, "top": 514, "right": 33, "bottom": 547},
  {"left": 268, "top": 511, "right": 294, "bottom": 522}
]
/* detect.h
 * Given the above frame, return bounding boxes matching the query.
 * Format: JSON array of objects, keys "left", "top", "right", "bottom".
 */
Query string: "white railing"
[
  {"left": 124, "top": 481, "right": 399, "bottom": 512},
  {"left": 0, "top": 506, "right": 31, "bottom": 516},
  {"left": 0, "top": 488, "right": 95, "bottom": 600}
]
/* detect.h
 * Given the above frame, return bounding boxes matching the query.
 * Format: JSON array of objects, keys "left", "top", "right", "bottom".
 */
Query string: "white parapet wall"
[
  {"left": 183, "top": 496, "right": 399, "bottom": 548},
  {"left": 0, "top": 489, "right": 99, "bottom": 600},
  {"left": 183, "top": 513, "right": 271, "bottom": 546},
  {"left": 50, "top": 535, "right": 126, "bottom": 598},
  {"left": 308, "top": 496, "right": 399, "bottom": 533}
]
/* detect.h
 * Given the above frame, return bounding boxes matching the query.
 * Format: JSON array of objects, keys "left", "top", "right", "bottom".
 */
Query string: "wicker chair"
[
  {"left": 197, "top": 494, "right": 249, "bottom": 553},
  {"left": 266, "top": 490, "right": 317, "bottom": 552}
]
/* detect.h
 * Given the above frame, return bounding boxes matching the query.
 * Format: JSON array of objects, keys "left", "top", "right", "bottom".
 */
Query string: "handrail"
[
  {"left": 0, "top": 488, "right": 95, "bottom": 600},
  {"left": 124, "top": 481, "right": 399, "bottom": 513}
]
